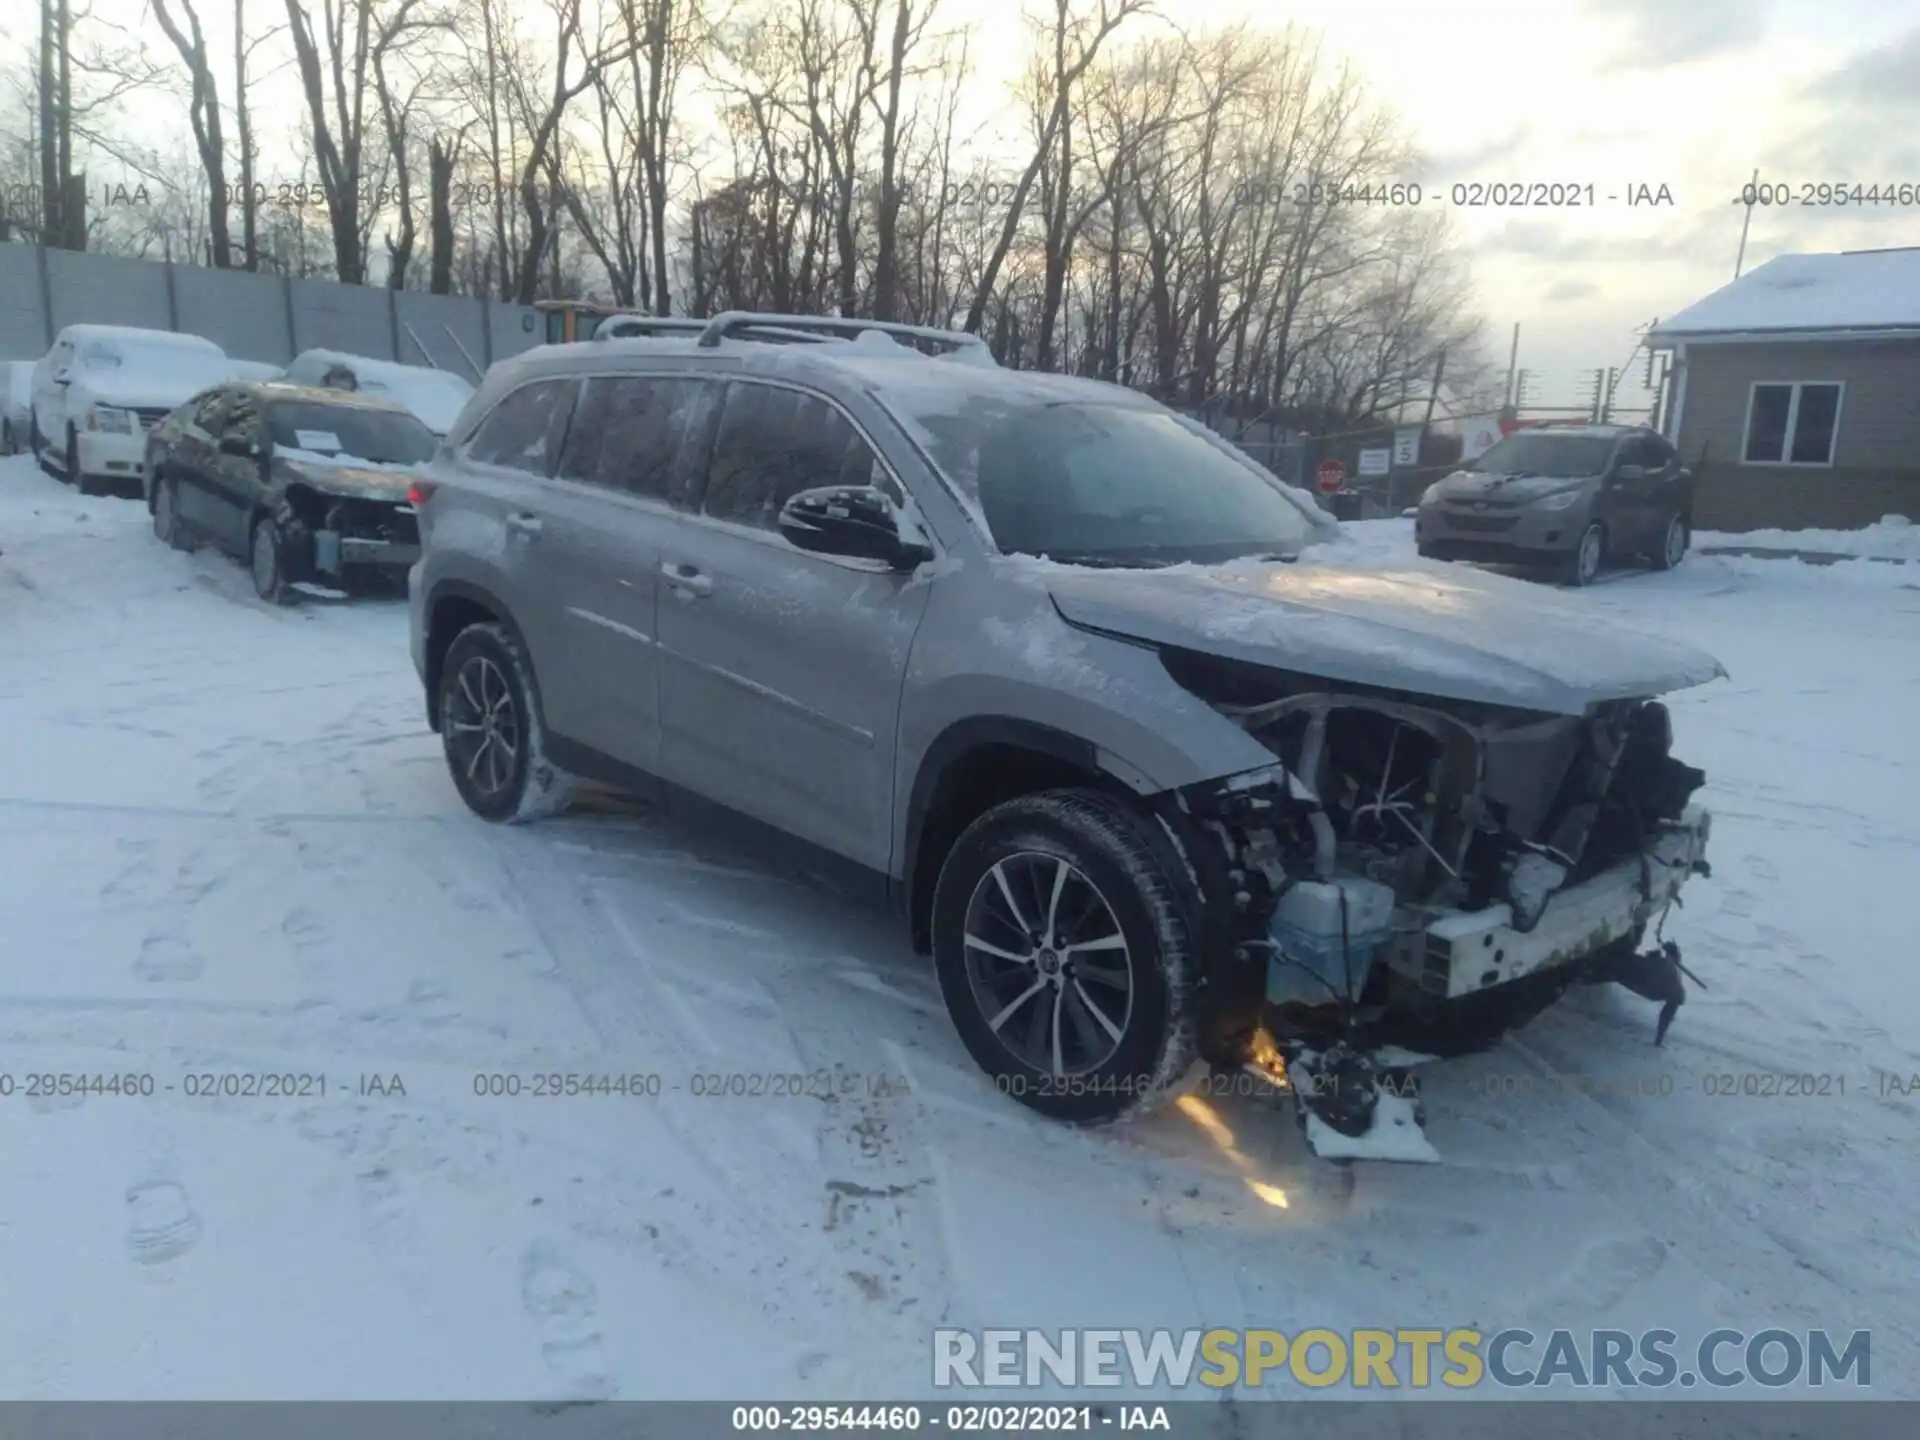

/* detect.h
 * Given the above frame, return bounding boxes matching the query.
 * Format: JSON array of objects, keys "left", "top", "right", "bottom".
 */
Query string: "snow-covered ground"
[
  {"left": 1697, "top": 513, "right": 1919, "bottom": 561},
  {"left": 2, "top": 462, "right": 1916, "bottom": 1401}
]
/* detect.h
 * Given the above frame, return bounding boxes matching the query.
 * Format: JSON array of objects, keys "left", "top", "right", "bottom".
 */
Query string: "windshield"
[
  {"left": 78, "top": 340, "right": 219, "bottom": 372},
  {"left": 266, "top": 400, "right": 438, "bottom": 465},
  {"left": 886, "top": 395, "right": 1319, "bottom": 566},
  {"left": 1468, "top": 432, "right": 1616, "bottom": 477}
]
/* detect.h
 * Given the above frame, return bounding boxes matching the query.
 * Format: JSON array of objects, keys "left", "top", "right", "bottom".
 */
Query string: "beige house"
[{"left": 1651, "top": 247, "right": 1920, "bottom": 531}]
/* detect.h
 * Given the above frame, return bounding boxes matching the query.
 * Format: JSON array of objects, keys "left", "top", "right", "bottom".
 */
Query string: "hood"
[
  {"left": 278, "top": 456, "right": 417, "bottom": 499},
  {"left": 1429, "top": 468, "right": 1591, "bottom": 504},
  {"left": 73, "top": 371, "right": 233, "bottom": 410},
  {"left": 1042, "top": 557, "right": 1726, "bottom": 715}
]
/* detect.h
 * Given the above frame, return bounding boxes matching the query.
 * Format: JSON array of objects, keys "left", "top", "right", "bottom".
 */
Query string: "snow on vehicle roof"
[
  {"left": 1653, "top": 248, "right": 1920, "bottom": 338},
  {"left": 253, "top": 380, "right": 415, "bottom": 414},
  {"left": 60, "top": 324, "right": 226, "bottom": 354},
  {"left": 285, "top": 349, "right": 475, "bottom": 433}
]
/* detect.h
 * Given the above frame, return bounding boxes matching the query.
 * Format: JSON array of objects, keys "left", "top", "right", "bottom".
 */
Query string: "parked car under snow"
[
  {"left": 31, "top": 325, "right": 242, "bottom": 495},
  {"left": 280, "top": 349, "right": 475, "bottom": 438}
]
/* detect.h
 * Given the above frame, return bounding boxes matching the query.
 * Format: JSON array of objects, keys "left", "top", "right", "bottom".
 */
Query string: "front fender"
[{"left": 892, "top": 623, "right": 1277, "bottom": 883}]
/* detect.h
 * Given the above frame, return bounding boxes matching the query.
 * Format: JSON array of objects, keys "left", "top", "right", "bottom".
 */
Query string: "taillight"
[{"left": 406, "top": 479, "right": 438, "bottom": 507}]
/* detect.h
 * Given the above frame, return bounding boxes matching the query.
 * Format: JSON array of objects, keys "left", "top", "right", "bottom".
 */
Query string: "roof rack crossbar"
[
  {"left": 595, "top": 316, "right": 712, "bottom": 339},
  {"left": 695, "top": 311, "right": 993, "bottom": 358}
]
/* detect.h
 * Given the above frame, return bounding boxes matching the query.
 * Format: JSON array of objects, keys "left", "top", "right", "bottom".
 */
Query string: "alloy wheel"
[
  {"left": 443, "top": 655, "right": 522, "bottom": 802},
  {"left": 1663, "top": 515, "right": 1687, "bottom": 568},
  {"left": 251, "top": 522, "right": 280, "bottom": 596},
  {"left": 960, "top": 851, "right": 1135, "bottom": 1079},
  {"left": 1576, "top": 526, "right": 1603, "bottom": 584}
]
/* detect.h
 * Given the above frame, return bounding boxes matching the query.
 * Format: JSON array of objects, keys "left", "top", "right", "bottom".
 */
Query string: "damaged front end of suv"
[{"left": 1147, "top": 647, "right": 1714, "bottom": 1159}]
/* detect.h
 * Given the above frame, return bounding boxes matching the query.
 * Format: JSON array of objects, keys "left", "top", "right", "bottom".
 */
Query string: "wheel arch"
[
  {"left": 421, "top": 579, "right": 535, "bottom": 733},
  {"left": 900, "top": 716, "right": 1145, "bottom": 956}
]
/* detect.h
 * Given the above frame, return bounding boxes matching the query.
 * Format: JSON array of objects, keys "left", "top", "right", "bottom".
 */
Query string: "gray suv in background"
[
  {"left": 407, "top": 314, "right": 1721, "bottom": 1153},
  {"left": 1416, "top": 424, "right": 1695, "bottom": 585}
]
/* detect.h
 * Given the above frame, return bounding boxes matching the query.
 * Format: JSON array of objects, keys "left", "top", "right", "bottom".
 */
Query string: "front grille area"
[
  {"left": 324, "top": 496, "right": 419, "bottom": 546},
  {"left": 1444, "top": 510, "right": 1519, "bottom": 533}
]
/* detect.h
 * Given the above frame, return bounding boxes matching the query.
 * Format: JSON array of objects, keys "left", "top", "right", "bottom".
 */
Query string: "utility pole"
[
  {"left": 1421, "top": 345, "right": 1448, "bottom": 430},
  {"left": 1503, "top": 323, "right": 1521, "bottom": 408},
  {"left": 1734, "top": 166, "right": 1759, "bottom": 279}
]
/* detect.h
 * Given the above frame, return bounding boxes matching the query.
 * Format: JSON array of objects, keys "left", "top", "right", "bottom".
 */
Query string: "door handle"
[
  {"left": 660, "top": 560, "right": 713, "bottom": 597},
  {"left": 506, "top": 512, "right": 543, "bottom": 536}
]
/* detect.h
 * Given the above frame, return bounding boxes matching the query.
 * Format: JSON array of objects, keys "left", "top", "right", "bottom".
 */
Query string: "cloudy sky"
[{"left": 13, "top": 0, "right": 1920, "bottom": 408}]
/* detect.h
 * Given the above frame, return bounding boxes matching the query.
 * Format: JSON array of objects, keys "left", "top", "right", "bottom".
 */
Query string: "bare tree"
[
  {"left": 961, "top": 0, "right": 1153, "bottom": 339},
  {"left": 151, "top": 0, "right": 232, "bottom": 266}
]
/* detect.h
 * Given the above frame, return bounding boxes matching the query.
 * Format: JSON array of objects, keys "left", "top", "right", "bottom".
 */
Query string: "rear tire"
[
  {"left": 436, "top": 622, "right": 576, "bottom": 824},
  {"left": 1650, "top": 512, "right": 1689, "bottom": 571},
  {"left": 931, "top": 789, "right": 1199, "bottom": 1125},
  {"left": 152, "top": 473, "right": 190, "bottom": 551}
]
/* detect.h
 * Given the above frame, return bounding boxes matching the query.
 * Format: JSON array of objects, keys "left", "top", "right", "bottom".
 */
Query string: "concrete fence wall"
[{"left": 0, "top": 243, "right": 543, "bottom": 380}]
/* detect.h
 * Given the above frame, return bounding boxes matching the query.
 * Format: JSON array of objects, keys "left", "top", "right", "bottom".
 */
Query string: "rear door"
[
  {"left": 535, "top": 372, "right": 718, "bottom": 773},
  {"left": 171, "top": 387, "right": 236, "bottom": 536},
  {"left": 449, "top": 376, "right": 587, "bottom": 735},
  {"left": 652, "top": 380, "right": 934, "bottom": 871}
]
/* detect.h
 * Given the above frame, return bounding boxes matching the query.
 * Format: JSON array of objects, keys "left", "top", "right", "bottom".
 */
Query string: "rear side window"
[
  {"left": 701, "top": 384, "right": 882, "bottom": 530},
  {"left": 559, "top": 375, "right": 710, "bottom": 499},
  {"left": 466, "top": 379, "right": 578, "bottom": 475}
]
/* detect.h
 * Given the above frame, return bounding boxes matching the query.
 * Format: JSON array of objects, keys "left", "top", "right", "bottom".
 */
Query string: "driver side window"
[
  {"left": 222, "top": 394, "right": 264, "bottom": 447},
  {"left": 1616, "top": 436, "right": 1660, "bottom": 472},
  {"left": 193, "top": 390, "right": 233, "bottom": 431},
  {"left": 701, "top": 384, "right": 880, "bottom": 531}
]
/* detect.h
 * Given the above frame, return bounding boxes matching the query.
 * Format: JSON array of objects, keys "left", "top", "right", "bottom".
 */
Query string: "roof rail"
[
  {"left": 695, "top": 311, "right": 996, "bottom": 364},
  {"left": 593, "top": 315, "right": 711, "bottom": 340}
]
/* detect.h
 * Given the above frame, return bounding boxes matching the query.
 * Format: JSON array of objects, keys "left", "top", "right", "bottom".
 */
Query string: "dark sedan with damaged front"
[{"left": 146, "top": 380, "right": 435, "bottom": 603}]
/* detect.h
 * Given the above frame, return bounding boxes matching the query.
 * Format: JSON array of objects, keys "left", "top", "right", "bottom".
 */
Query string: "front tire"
[
  {"left": 1650, "top": 512, "right": 1689, "bottom": 571},
  {"left": 931, "top": 789, "right": 1199, "bottom": 1124},
  {"left": 1563, "top": 522, "right": 1605, "bottom": 586},
  {"left": 250, "top": 514, "right": 293, "bottom": 604},
  {"left": 436, "top": 622, "right": 576, "bottom": 823}
]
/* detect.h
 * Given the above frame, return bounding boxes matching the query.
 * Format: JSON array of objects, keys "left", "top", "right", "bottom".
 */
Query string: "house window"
[{"left": 1743, "top": 382, "right": 1841, "bottom": 465}]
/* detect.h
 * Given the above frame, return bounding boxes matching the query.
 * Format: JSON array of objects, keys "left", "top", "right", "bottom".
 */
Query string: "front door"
[
  {"left": 1608, "top": 434, "right": 1670, "bottom": 554},
  {"left": 203, "top": 390, "right": 270, "bottom": 554},
  {"left": 653, "top": 381, "right": 933, "bottom": 872}
]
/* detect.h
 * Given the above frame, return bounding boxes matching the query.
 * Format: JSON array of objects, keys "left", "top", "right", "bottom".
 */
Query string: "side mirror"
[
  {"left": 778, "top": 485, "right": 932, "bottom": 569},
  {"left": 1614, "top": 463, "right": 1646, "bottom": 481},
  {"left": 220, "top": 435, "right": 259, "bottom": 457}
]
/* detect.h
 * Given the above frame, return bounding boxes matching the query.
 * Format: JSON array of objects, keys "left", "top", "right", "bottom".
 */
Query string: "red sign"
[{"left": 1316, "top": 459, "right": 1346, "bottom": 493}]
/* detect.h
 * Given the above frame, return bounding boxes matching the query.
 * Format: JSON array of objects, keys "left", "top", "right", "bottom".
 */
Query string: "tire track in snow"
[{"left": 495, "top": 822, "right": 959, "bottom": 1386}]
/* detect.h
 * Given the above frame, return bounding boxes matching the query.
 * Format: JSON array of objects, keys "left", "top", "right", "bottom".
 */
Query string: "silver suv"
[{"left": 408, "top": 313, "right": 1723, "bottom": 1149}]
